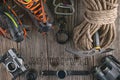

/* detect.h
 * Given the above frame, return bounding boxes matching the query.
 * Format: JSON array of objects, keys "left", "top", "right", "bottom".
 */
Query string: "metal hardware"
[
  {"left": 39, "top": 70, "right": 90, "bottom": 79},
  {"left": 53, "top": 0, "right": 75, "bottom": 15},
  {"left": 0, "top": 48, "right": 27, "bottom": 80}
]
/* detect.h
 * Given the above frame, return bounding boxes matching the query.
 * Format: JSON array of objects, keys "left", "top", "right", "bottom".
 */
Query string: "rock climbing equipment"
[
  {"left": 14, "top": 0, "right": 54, "bottom": 34},
  {"left": 73, "top": 0, "right": 118, "bottom": 50},
  {"left": 66, "top": 31, "right": 114, "bottom": 57},
  {"left": 53, "top": 0, "right": 75, "bottom": 15},
  {"left": 66, "top": 48, "right": 114, "bottom": 57}
]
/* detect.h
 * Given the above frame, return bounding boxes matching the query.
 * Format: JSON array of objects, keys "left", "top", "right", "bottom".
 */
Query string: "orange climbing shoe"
[{"left": 14, "top": 0, "right": 54, "bottom": 34}]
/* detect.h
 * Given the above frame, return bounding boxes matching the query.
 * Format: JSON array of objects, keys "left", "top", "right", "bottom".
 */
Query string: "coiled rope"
[{"left": 73, "top": 0, "right": 118, "bottom": 50}]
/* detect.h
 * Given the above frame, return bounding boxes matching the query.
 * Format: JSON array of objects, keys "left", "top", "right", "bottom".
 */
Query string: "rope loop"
[{"left": 84, "top": 6, "right": 118, "bottom": 24}]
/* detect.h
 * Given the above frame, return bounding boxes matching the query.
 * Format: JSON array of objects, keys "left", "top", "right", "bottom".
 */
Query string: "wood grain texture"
[{"left": 0, "top": 0, "right": 120, "bottom": 80}]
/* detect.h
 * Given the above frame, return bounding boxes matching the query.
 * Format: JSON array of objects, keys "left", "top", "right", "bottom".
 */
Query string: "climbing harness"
[
  {"left": 14, "top": 0, "right": 53, "bottom": 34},
  {"left": 53, "top": 0, "right": 75, "bottom": 15}
]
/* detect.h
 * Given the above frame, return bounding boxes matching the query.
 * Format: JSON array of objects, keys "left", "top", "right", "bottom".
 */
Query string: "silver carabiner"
[
  {"left": 53, "top": 0, "right": 75, "bottom": 15},
  {"left": 53, "top": 0, "right": 59, "bottom": 6}
]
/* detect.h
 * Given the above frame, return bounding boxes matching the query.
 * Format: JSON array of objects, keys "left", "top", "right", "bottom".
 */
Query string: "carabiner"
[{"left": 53, "top": 0, "right": 75, "bottom": 15}]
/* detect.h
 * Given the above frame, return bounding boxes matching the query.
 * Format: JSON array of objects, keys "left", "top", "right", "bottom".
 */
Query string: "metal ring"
[
  {"left": 56, "top": 70, "right": 67, "bottom": 79},
  {"left": 6, "top": 61, "right": 17, "bottom": 72},
  {"left": 25, "top": 69, "right": 38, "bottom": 80}
]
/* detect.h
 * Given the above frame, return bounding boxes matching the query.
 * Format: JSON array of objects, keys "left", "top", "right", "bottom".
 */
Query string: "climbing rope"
[{"left": 73, "top": 0, "right": 118, "bottom": 50}]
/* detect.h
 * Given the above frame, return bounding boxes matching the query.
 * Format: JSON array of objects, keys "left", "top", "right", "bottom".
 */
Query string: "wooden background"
[{"left": 0, "top": 0, "right": 120, "bottom": 80}]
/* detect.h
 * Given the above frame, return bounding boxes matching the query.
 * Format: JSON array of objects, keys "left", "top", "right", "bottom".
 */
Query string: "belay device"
[
  {"left": 0, "top": 48, "right": 27, "bottom": 80},
  {"left": 0, "top": 1, "right": 27, "bottom": 42}
]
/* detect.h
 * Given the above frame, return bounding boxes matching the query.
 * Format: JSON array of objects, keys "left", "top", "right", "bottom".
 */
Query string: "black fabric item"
[
  {"left": 40, "top": 70, "right": 56, "bottom": 76},
  {"left": 40, "top": 70, "right": 90, "bottom": 78}
]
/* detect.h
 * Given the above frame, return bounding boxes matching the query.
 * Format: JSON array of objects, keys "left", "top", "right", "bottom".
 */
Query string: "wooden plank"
[{"left": 0, "top": 1, "right": 120, "bottom": 80}]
